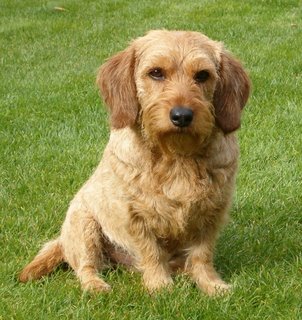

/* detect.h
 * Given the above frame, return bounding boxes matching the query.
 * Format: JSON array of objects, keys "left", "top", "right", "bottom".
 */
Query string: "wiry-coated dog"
[{"left": 19, "top": 30, "right": 250, "bottom": 295}]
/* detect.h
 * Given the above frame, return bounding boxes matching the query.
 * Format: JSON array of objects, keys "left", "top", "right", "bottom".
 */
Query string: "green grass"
[{"left": 1, "top": 0, "right": 301, "bottom": 319}]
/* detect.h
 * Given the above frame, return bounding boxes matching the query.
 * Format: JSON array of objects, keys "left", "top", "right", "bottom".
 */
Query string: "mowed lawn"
[{"left": 1, "top": 0, "right": 301, "bottom": 319}]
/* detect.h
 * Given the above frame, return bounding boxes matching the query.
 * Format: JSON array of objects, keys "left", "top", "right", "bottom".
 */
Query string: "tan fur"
[
  {"left": 19, "top": 30, "right": 250, "bottom": 295},
  {"left": 19, "top": 240, "right": 63, "bottom": 282}
]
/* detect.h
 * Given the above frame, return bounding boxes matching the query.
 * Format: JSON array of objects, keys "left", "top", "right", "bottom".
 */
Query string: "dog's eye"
[
  {"left": 194, "top": 70, "right": 210, "bottom": 83},
  {"left": 148, "top": 68, "right": 165, "bottom": 80}
]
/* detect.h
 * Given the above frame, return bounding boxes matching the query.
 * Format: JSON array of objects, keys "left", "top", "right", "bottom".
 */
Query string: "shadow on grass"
[{"left": 215, "top": 201, "right": 300, "bottom": 281}]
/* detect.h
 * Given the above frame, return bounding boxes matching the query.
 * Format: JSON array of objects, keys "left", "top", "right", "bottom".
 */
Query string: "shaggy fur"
[{"left": 19, "top": 30, "right": 250, "bottom": 295}]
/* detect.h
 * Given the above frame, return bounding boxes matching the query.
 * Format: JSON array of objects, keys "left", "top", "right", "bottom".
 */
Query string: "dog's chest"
[
  {"left": 128, "top": 159, "right": 228, "bottom": 240},
  {"left": 153, "top": 158, "right": 212, "bottom": 201}
]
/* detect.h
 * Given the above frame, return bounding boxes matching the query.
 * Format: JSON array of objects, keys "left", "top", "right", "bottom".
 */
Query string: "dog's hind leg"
[{"left": 61, "top": 206, "right": 111, "bottom": 293}]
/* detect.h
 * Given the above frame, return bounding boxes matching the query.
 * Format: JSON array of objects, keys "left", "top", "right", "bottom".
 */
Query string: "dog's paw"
[
  {"left": 143, "top": 273, "right": 173, "bottom": 293},
  {"left": 82, "top": 278, "right": 112, "bottom": 293},
  {"left": 197, "top": 279, "right": 232, "bottom": 296}
]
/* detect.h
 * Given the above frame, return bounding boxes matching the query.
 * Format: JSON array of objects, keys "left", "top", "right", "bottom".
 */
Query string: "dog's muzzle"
[{"left": 170, "top": 107, "right": 194, "bottom": 127}]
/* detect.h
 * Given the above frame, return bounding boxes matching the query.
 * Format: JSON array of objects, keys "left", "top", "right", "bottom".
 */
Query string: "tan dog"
[{"left": 19, "top": 30, "right": 250, "bottom": 295}]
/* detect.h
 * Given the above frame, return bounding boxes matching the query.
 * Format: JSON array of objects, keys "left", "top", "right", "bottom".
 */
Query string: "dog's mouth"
[
  {"left": 167, "top": 125, "right": 192, "bottom": 134},
  {"left": 157, "top": 130, "right": 206, "bottom": 156},
  {"left": 141, "top": 118, "right": 213, "bottom": 156}
]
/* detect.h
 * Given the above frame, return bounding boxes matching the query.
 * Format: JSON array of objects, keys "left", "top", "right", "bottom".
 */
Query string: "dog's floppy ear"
[
  {"left": 97, "top": 44, "right": 139, "bottom": 129},
  {"left": 213, "top": 51, "right": 250, "bottom": 133}
]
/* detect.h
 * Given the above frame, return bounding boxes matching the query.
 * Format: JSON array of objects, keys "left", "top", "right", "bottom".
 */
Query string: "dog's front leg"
[
  {"left": 128, "top": 214, "right": 173, "bottom": 292},
  {"left": 186, "top": 227, "right": 231, "bottom": 296}
]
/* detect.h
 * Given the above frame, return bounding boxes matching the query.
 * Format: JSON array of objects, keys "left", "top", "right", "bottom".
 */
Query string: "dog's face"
[{"left": 98, "top": 30, "right": 250, "bottom": 155}]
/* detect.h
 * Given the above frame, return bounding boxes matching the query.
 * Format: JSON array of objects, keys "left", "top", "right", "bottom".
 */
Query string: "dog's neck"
[{"left": 106, "top": 127, "right": 238, "bottom": 202}]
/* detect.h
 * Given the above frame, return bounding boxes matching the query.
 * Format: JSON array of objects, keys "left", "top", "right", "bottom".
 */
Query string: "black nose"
[{"left": 170, "top": 107, "right": 194, "bottom": 127}]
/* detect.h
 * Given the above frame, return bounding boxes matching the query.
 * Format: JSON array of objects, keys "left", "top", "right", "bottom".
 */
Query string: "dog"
[{"left": 19, "top": 30, "right": 250, "bottom": 296}]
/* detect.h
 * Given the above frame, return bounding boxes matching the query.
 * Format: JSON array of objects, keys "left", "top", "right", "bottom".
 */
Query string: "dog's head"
[{"left": 98, "top": 30, "right": 250, "bottom": 155}]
